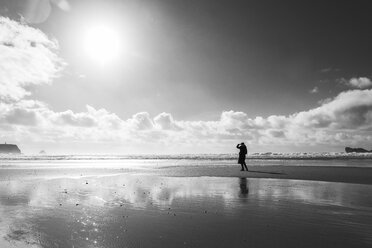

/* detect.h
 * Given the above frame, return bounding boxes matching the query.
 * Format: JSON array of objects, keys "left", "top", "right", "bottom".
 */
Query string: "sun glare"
[{"left": 83, "top": 25, "right": 120, "bottom": 65}]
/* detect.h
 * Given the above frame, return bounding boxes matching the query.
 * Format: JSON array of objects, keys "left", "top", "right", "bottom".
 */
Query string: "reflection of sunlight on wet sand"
[
  {"left": 0, "top": 200, "right": 40, "bottom": 248},
  {"left": 0, "top": 175, "right": 372, "bottom": 247},
  {"left": 3, "top": 175, "right": 371, "bottom": 210}
]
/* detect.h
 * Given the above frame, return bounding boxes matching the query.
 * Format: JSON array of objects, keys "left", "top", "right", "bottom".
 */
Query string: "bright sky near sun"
[
  {"left": 0, "top": 0, "right": 371, "bottom": 154},
  {"left": 83, "top": 25, "right": 121, "bottom": 65}
]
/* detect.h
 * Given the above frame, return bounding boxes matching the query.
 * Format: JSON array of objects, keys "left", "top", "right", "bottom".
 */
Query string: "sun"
[{"left": 83, "top": 25, "right": 120, "bottom": 65}]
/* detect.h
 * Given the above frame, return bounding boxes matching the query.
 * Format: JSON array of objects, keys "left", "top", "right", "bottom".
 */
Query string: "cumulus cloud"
[
  {"left": 1, "top": 90, "right": 372, "bottom": 152},
  {"left": 309, "top": 86, "right": 319, "bottom": 94},
  {"left": 154, "top": 113, "right": 181, "bottom": 130},
  {"left": 3, "top": 89, "right": 372, "bottom": 152},
  {"left": 4, "top": 108, "right": 38, "bottom": 126},
  {"left": 339, "top": 77, "right": 372, "bottom": 89},
  {"left": 0, "top": 17, "right": 63, "bottom": 101},
  {"left": 293, "top": 90, "right": 372, "bottom": 129},
  {"left": 52, "top": 110, "right": 97, "bottom": 127},
  {"left": 129, "top": 112, "right": 155, "bottom": 130}
]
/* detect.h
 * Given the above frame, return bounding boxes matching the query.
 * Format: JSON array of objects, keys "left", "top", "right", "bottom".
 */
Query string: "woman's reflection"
[{"left": 239, "top": 177, "right": 249, "bottom": 198}]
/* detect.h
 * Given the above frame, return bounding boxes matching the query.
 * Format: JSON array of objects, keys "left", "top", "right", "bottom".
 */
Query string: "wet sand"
[
  {"left": 153, "top": 165, "right": 372, "bottom": 185},
  {"left": 0, "top": 168, "right": 372, "bottom": 248},
  {"left": 2, "top": 160, "right": 372, "bottom": 185}
]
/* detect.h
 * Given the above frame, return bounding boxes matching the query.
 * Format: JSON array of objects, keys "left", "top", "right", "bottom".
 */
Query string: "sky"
[{"left": 0, "top": 0, "right": 371, "bottom": 154}]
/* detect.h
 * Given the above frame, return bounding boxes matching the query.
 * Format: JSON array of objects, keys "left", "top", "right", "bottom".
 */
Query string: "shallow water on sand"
[
  {"left": 0, "top": 174, "right": 371, "bottom": 248},
  {"left": 1, "top": 157, "right": 372, "bottom": 170}
]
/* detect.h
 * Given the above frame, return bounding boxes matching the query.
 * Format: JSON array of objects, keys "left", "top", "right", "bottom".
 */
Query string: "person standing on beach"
[{"left": 236, "top": 142, "right": 248, "bottom": 171}]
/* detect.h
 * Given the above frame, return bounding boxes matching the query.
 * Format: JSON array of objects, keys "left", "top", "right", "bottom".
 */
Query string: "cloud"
[
  {"left": 4, "top": 108, "right": 38, "bottom": 126},
  {"left": 268, "top": 130, "right": 285, "bottom": 138},
  {"left": 294, "top": 89, "right": 372, "bottom": 129},
  {"left": 52, "top": 110, "right": 97, "bottom": 127},
  {"left": 320, "top": 67, "right": 340, "bottom": 73},
  {"left": 1, "top": 90, "right": 372, "bottom": 152},
  {"left": 339, "top": 77, "right": 372, "bottom": 89},
  {"left": 3, "top": 89, "right": 372, "bottom": 151},
  {"left": 129, "top": 112, "right": 155, "bottom": 130},
  {"left": 348, "top": 77, "right": 372, "bottom": 89},
  {"left": 154, "top": 112, "right": 181, "bottom": 130},
  {"left": 0, "top": 17, "right": 63, "bottom": 101},
  {"left": 309, "top": 86, "right": 319, "bottom": 94}
]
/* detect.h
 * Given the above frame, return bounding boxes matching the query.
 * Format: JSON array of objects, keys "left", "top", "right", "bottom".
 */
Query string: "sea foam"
[{"left": 1, "top": 152, "right": 372, "bottom": 160}]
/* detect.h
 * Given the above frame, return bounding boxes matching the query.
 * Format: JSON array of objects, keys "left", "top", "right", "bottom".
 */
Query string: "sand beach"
[{"left": 0, "top": 158, "right": 372, "bottom": 248}]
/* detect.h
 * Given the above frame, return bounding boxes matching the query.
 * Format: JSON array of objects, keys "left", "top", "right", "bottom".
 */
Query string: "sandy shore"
[
  {"left": 2, "top": 163, "right": 372, "bottom": 185},
  {"left": 0, "top": 172, "right": 371, "bottom": 248},
  {"left": 1, "top": 158, "right": 372, "bottom": 247},
  {"left": 151, "top": 165, "right": 372, "bottom": 185}
]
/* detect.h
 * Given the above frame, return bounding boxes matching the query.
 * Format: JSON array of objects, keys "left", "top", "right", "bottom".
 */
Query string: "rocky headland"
[
  {"left": 0, "top": 144, "right": 21, "bottom": 154},
  {"left": 345, "top": 147, "right": 372, "bottom": 153}
]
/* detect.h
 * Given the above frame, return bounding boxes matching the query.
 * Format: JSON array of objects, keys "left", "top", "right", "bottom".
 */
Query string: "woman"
[{"left": 236, "top": 142, "right": 248, "bottom": 171}]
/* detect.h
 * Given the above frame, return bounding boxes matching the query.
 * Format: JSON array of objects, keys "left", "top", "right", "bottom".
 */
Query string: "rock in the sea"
[
  {"left": 0, "top": 143, "right": 21, "bottom": 154},
  {"left": 39, "top": 150, "right": 46, "bottom": 154},
  {"left": 345, "top": 147, "right": 371, "bottom": 153}
]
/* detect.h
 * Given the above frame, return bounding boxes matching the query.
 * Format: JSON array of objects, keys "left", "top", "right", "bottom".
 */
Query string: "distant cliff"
[
  {"left": 0, "top": 144, "right": 21, "bottom": 154},
  {"left": 345, "top": 147, "right": 372, "bottom": 153}
]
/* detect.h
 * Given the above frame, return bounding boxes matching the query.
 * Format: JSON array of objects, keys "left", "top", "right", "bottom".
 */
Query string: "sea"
[{"left": 1, "top": 152, "right": 372, "bottom": 169}]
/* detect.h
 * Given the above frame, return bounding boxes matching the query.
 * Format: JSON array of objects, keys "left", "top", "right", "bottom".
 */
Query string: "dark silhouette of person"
[
  {"left": 239, "top": 178, "right": 249, "bottom": 198},
  {"left": 236, "top": 142, "right": 248, "bottom": 171}
]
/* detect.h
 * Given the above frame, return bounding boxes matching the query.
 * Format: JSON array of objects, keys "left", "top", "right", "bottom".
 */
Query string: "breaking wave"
[{"left": 1, "top": 152, "right": 372, "bottom": 160}]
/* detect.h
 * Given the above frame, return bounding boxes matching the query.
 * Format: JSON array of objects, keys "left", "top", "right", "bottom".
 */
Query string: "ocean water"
[
  {"left": 1, "top": 152, "right": 372, "bottom": 160},
  {"left": 1, "top": 153, "right": 372, "bottom": 169}
]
